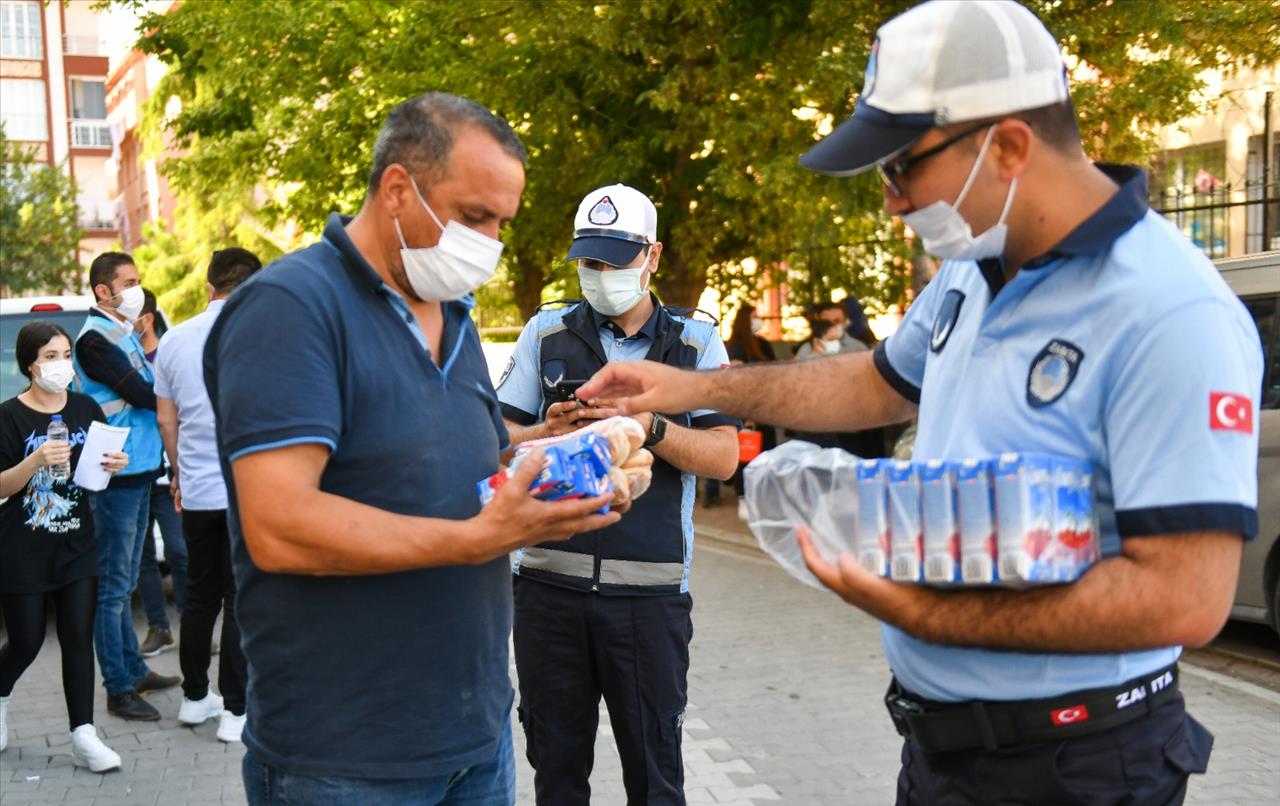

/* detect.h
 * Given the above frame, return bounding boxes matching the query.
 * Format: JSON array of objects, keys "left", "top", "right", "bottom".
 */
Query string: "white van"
[{"left": 1216, "top": 251, "right": 1280, "bottom": 634}]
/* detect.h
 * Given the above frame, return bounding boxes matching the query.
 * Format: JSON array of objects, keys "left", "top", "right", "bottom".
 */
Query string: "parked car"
[
  {"left": 0, "top": 295, "right": 96, "bottom": 398},
  {"left": 1215, "top": 251, "right": 1280, "bottom": 635}
]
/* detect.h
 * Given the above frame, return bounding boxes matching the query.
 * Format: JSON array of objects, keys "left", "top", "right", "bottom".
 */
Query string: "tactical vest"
[
  {"left": 73, "top": 312, "right": 162, "bottom": 477},
  {"left": 513, "top": 299, "right": 716, "bottom": 596}
]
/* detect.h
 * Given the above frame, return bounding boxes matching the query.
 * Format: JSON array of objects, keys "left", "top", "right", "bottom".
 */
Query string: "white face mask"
[
  {"left": 33, "top": 359, "right": 75, "bottom": 393},
  {"left": 750, "top": 316, "right": 765, "bottom": 335},
  {"left": 393, "top": 178, "right": 504, "bottom": 302},
  {"left": 901, "top": 126, "right": 1017, "bottom": 262},
  {"left": 578, "top": 256, "right": 650, "bottom": 316},
  {"left": 108, "top": 284, "right": 145, "bottom": 321},
  {"left": 820, "top": 339, "right": 842, "bottom": 354}
]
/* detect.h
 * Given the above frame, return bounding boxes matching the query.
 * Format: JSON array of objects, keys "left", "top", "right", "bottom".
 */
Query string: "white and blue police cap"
[
  {"left": 566, "top": 184, "right": 658, "bottom": 267},
  {"left": 800, "top": 0, "right": 1070, "bottom": 177}
]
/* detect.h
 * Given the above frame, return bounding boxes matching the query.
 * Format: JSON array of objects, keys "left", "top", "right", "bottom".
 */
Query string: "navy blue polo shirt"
[{"left": 204, "top": 213, "right": 512, "bottom": 778}]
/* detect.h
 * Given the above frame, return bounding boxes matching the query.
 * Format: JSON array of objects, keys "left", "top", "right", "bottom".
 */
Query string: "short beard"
[{"left": 388, "top": 259, "right": 424, "bottom": 303}]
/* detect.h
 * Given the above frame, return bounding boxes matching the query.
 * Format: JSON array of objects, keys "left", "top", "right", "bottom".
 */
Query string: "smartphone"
[{"left": 553, "top": 379, "right": 588, "bottom": 404}]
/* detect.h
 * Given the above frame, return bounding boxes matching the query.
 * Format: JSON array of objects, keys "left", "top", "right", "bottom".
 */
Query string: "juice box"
[{"left": 920, "top": 460, "right": 962, "bottom": 584}]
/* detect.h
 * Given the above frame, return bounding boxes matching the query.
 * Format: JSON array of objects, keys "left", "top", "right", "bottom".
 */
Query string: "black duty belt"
[{"left": 885, "top": 663, "right": 1180, "bottom": 753}]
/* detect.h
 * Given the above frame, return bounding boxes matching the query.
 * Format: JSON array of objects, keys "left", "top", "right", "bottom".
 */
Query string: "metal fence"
[{"left": 1151, "top": 179, "right": 1279, "bottom": 258}]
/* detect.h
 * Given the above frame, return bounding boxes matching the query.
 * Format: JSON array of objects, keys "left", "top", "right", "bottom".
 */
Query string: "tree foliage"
[
  {"left": 0, "top": 127, "right": 85, "bottom": 294},
  {"left": 130, "top": 0, "right": 1280, "bottom": 318}
]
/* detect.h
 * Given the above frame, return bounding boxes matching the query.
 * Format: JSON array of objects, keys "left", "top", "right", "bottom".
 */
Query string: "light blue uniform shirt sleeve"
[
  {"left": 690, "top": 331, "right": 731, "bottom": 420},
  {"left": 495, "top": 317, "right": 544, "bottom": 421},
  {"left": 878, "top": 261, "right": 954, "bottom": 392},
  {"left": 1105, "top": 297, "right": 1262, "bottom": 537}
]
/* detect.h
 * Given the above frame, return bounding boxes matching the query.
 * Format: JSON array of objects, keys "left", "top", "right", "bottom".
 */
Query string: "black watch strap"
[{"left": 644, "top": 413, "right": 668, "bottom": 448}]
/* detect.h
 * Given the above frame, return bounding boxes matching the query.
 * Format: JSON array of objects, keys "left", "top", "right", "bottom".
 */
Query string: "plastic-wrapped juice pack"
[{"left": 743, "top": 441, "right": 860, "bottom": 589}]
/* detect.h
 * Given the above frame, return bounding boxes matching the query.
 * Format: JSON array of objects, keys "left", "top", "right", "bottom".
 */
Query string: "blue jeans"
[
  {"left": 242, "top": 717, "right": 515, "bottom": 806},
  {"left": 138, "top": 482, "right": 188, "bottom": 627},
  {"left": 92, "top": 481, "right": 153, "bottom": 695}
]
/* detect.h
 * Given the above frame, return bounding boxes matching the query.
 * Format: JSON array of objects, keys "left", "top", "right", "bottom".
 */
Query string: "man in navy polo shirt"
[
  {"left": 579, "top": 2, "right": 1262, "bottom": 803},
  {"left": 204, "top": 92, "right": 620, "bottom": 806}
]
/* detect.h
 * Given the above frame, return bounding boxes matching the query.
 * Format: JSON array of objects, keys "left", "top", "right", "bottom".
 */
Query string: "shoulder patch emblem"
[
  {"left": 1027, "top": 339, "right": 1084, "bottom": 408},
  {"left": 587, "top": 195, "right": 619, "bottom": 225},
  {"left": 496, "top": 355, "right": 516, "bottom": 389},
  {"left": 930, "top": 289, "right": 965, "bottom": 353}
]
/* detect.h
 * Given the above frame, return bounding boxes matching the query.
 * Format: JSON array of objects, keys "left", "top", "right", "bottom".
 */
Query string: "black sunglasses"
[{"left": 877, "top": 121, "right": 993, "bottom": 197}]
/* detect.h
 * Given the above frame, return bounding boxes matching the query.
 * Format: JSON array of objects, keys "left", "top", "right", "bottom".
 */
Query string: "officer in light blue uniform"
[
  {"left": 573, "top": 3, "right": 1262, "bottom": 804},
  {"left": 498, "top": 184, "right": 739, "bottom": 805}
]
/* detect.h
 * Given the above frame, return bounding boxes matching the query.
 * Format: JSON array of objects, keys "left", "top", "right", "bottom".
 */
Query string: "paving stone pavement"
[{"left": 1, "top": 539, "right": 1277, "bottom": 805}]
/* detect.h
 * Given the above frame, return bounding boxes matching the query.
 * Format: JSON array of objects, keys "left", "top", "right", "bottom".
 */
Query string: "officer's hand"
[
  {"left": 796, "top": 525, "right": 913, "bottom": 617},
  {"left": 36, "top": 439, "right": 71, "bottom": 469},
  {"left": 470, "top": 447, "right": 621, "bottom": 561},
  {"left": 543, "top": 400, "right": 584, "bottom": 438},
  {"left": 578, "top": 361, "right": 698, "bottom": 417},
  {"left": 571, "top": 403, "right": 622, "bottom": 423}
]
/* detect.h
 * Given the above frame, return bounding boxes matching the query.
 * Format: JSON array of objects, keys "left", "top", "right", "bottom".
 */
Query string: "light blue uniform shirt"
[
  {"left": 497, "top": 301, "right": 730, "bottom": 425},
  {"left": 873, "top": 165, "right": 1262, "bottom": 702},
  {"left": 154, "top": 300, "right": 230, "bottom": 511},
  {"left": 497, "top": 300, "right": 734, "bottom": 593}
]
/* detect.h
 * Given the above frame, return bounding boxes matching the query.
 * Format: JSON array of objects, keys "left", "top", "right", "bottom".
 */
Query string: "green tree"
[
  {"left": 129, "top": 0, "right": 1280, "bottom": 318},
  {"left": 0, "top": 127, "right": 85, "bottom": 294}
]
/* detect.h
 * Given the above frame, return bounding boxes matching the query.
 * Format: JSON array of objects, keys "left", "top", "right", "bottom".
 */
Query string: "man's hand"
[
  {"left": 468, "top": 447, "right": 621, "bottom": 563},
  {"left": 578, "top": 361, "right": 701, "bottom": 417},
  {"left": 542, "top": 400, "right": 585, "bottom": 438},
  {"left": 169, "top": 473, "right": 183, "bottom": 512},
  {"left": 796, "top": 524, "right": 1243, "bottom": 653},
  {"left": 796, "top": 525, "right": 917, "bottom": 617}
]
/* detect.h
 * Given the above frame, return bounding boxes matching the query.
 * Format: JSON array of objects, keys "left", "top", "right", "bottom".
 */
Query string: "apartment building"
[
  {"left": 1151, "top": 64, "right": 1279, "bottom": 259},
  {"left": 1, "top": 0, "right": 117, "bottom": 263}
]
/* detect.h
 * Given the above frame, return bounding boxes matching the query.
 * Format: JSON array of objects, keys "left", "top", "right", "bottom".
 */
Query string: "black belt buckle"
[{"left": 885, "top": 686, "right": 925, "bottom": 739}]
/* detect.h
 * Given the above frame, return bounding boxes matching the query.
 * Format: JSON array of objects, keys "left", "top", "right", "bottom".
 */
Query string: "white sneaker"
[
  {"left": 178, "top": 692, "right": 224, "bottom": 726},
  {"left": 216, "top": 710, "right": 246, "bottom": 743},
  {"left": 1, "top": 695, "right": 9, "bottom": 752},
  {"left": 69, "top": 725, "right": 121, "bottom": 773}
]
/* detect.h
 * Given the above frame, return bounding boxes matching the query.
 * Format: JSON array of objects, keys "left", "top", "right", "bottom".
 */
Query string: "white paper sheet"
[{"left": 72, "top": 422, "right": 130, "bottom": 491}]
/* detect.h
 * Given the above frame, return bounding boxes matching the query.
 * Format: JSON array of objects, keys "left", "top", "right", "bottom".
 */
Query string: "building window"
[
  {"left": 69, "top": 79, "right": 106, "bottom": 120},
  {"left": 0, "top": 78, "right": 47, "bottom": 141},
  {"left": 0, "top": 1, "right": 42, "bottom": 60},
  {"left": 1150, "top": 143, "right": 1230, "bottom": 259}
]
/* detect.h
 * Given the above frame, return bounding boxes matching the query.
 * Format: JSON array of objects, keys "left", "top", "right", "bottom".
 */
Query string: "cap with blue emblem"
[
  {"left": 566, "top": 184, "right": 658, "bottom": 267},
  {"left": 800, "top": 0, "right": 1070, "bottom": 177}
]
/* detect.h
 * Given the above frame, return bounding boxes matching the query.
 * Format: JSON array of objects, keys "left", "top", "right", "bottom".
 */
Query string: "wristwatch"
[{"left": 644, "top": 413, "right": 668, "bottom": 448}]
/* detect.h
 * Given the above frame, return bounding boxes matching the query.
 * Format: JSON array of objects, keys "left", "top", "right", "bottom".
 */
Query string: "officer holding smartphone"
[{"left": 497, "top": 184, "right": 740, "bottom": 805}]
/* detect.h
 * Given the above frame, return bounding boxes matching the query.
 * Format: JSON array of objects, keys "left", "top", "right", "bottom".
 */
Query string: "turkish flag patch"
[
  {"left": 1209, "top": 392, "right": 1253, "bottom": 434},
  {"left": 1051, "top": 705, "right": 1090, "bottom": 726}
]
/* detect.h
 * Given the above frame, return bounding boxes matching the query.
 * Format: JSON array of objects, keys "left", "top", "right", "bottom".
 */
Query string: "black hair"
[
  {"left": 810, "top": 319, "right": 838, "bottom": 341},
  {"left": 207, "top": 247, "right": 263, "bottom": 294},
  {"left": 140, "top": 288, "right": 168, "bottom": 337},
  {"left": 88, "top": 251, "right": 135, "bottom": 297},
  {"left": 951, "top": 99, "right": 1082, "bottom": 155},
  {"left": 367, "top": 92, "right": 528, "bottom": 193},
  {"left": 15, "top": 321, "right": 72, "bottom": 380}
]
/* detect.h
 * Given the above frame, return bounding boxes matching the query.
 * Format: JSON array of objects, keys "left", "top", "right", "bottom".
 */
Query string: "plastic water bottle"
[{"left": 47, "top": 415, "right": 70, "bottom": 482}]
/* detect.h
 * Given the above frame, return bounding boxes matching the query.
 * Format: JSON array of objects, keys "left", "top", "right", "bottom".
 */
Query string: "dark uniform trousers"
[
  {"left": 894, "top": 693, "right": 1213, "bottom": 805},
  {"left": 514, "top": 575, "right": 693, "bottom": 806}
]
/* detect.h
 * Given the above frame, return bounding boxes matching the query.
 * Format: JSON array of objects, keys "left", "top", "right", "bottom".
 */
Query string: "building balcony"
[
  {"left": 63, "top": 35, "right": 107, "bottom": 57},
  {"left": 78, "top": 214, "right": 117, "bottom": 232},
  {"left": 71, "top": 119, "right": 111, "bottom": 149}
]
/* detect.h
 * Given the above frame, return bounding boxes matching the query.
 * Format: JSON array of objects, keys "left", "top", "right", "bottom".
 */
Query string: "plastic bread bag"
[
  {"left": 580, "top": 416, "right": 646, "bottom": 464},
  {"left": 743, "top": 440, "right": 860, "bottom": 589}
]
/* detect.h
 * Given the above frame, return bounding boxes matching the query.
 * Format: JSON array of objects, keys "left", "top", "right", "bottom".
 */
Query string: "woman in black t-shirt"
[{"left": 0, "top": 321, "right": 128, "bottom": 772}]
